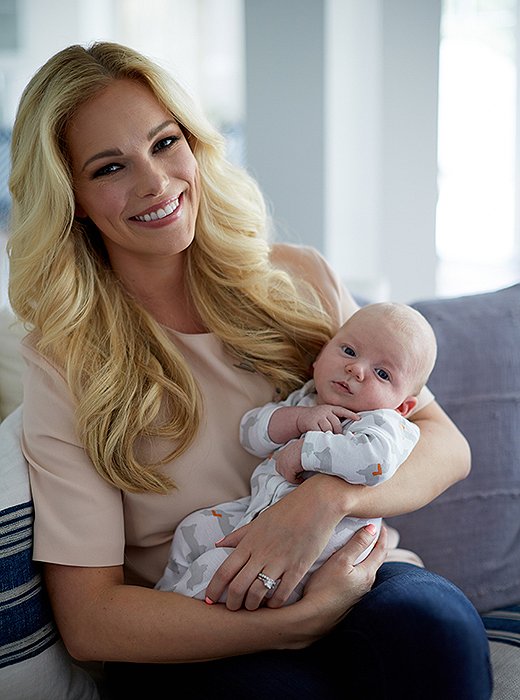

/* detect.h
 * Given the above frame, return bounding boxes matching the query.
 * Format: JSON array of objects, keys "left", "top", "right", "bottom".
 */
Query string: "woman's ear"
[{"left": 74, "top": 203, "right": 87, "bottom": 219}]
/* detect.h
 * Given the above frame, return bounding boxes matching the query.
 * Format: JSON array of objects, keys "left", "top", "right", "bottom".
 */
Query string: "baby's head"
[{"left": 312, "top": 302, "right": 437, "bottom": 416}]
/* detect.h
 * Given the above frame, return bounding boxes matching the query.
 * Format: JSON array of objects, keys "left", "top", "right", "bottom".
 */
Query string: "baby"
[{"left": 156, "top": 302, "right": 437, "bottom": 605}]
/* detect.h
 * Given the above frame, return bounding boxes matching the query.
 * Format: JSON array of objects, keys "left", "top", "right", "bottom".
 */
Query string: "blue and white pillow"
[{"left": 0, "top": 407, "right": 99, "bottom": 700}]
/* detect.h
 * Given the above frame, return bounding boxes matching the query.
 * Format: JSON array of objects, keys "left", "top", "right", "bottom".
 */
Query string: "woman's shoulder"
[
  {"left": 20, "top": 330, "right": 67, "bottom": 381},
  {"left": 270, "top": 242, "right": 329, "bottom": 274},
  {"left": 20, "top": 330, "right": 47, "bottom": 362},
  {"left": 270, "top": 242, "right": 358, "bottom": 325}
]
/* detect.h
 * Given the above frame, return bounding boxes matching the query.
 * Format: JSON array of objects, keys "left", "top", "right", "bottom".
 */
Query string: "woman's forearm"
[
  {"left": 321, "top": 400, "right": 471, "bottom": 520},
  {"left": 44, "top": 524, "right": 385, "bottom": 664},
  {"left": 45, "top": 564, "right": 311, "bottom": 663}
]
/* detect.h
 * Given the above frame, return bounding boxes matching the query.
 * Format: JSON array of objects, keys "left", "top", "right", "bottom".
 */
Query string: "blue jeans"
[{"left": 105, "top": 563, "right": 493, "bottom": 699}]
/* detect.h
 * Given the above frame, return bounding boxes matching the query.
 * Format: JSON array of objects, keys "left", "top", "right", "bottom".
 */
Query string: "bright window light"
[{"left": 436, "top": 0, "right": 519, "bottom": 296}]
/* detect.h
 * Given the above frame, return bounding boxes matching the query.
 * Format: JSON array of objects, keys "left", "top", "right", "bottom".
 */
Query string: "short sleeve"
[
  {"left": 20, "top": 338, "right": 124, "bottom": 567},
  {"left": 270, "top": 243, "right": 359, "bottom": 327}
]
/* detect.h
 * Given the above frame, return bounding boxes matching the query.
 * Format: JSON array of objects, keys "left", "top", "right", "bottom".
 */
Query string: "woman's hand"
[
  {"left": 299, "top": 525, "right": 388, "bottom": 636},
  {"left": 205, "top": 475, "right": 354, "bottom": 611}
]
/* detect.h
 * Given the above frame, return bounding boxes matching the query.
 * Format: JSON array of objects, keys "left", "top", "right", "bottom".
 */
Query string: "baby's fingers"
[{"left": 333, "top": 407, "right": 360, "bottom": 423}]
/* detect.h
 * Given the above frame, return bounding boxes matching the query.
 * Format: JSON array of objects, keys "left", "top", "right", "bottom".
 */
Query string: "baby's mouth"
[{"left": 335, "top": 380, "right": 352, "bottom": 394}]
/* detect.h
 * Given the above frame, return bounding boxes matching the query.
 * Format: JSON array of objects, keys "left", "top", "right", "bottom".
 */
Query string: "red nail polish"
[{"left": 205, "top": 596, "right": 214, "bottom": 605}]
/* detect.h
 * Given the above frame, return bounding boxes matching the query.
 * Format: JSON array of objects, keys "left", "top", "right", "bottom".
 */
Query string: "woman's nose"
[{"left": 135, "top": 160, "right": 168, "bottom": 198}]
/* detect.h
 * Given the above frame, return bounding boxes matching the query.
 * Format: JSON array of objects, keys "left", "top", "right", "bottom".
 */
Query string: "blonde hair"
[{"left": 8, "top": 42, "right": 334, "bottom": 493}]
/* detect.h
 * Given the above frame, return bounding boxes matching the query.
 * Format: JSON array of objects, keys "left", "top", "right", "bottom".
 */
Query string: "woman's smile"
[{"left": 131, "top": 195, "right": 181, "bottom": 224}]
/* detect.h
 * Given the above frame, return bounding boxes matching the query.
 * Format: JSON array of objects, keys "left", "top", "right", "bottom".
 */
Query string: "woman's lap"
[{"left": 104, "top": 563, "right": 492, "bottom": 700}]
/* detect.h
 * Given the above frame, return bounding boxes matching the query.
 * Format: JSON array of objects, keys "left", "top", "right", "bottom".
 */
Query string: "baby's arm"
[
  {"left": 239, "top": 380, "right": 357, "bottom": 458},
  {"left": 267, "top": 403, "right": 359, "bottom": 445},
  {"left": 301, "top": 410, "right": 420, "bottom": 486},
  {"left": 276, "top": 410, "right": 420, "bottom": 486}
]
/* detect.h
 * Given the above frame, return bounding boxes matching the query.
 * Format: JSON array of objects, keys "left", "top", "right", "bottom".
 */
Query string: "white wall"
[
  {"left": 244, "top": 0, "right": 325, "bottom": 252},
  {"left": 379, "top": 0, "right": 440, "bottom": 302},
  {"left": 325, "top": 0, "right": 384, "bottom": 299},
  {"left": 0, "top": 0, "right": 116, "bottom": 127},
  {"left": 244, "top": 0, "right": 441, "bottom": 302},
  {"left": 0, "top": 0, "right": 244, "bottom": 128}
]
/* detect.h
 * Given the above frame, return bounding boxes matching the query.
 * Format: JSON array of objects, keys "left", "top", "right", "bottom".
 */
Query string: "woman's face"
[{"left": 67, "top": 79, "right": 200, "bottom": 273}]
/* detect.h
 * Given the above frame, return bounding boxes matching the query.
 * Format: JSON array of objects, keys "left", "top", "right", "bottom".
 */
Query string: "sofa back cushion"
[{"left": 387, "top": 283, "right": 520, "bottom": 613}]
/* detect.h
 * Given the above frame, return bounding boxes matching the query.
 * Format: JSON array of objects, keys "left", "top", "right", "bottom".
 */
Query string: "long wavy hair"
[{"left": 8, "top": 42, "right": 334, "bottom": 493}]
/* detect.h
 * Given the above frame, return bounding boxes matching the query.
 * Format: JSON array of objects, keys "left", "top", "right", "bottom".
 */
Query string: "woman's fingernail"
[
  {"left": 214, "top": 538, "right": 224, "bottom": 546},
  {"left": 205, "top": 596, "right": 214, "bottom": 605},
  {"left": 365, "top": 523, "right": 377, "bottom": 536}
]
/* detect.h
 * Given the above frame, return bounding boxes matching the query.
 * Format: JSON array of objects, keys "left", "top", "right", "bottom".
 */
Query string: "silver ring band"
[{"left": 257, "top": 572, "right": 278, "bottom": 591}]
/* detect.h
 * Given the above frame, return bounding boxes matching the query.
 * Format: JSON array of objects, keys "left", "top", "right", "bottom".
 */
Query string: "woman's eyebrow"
[
  {"left": 148, "top": 119, "right": 177, "bottom": 140},
  {"left": 81, "top": 120, "right": 177, "bottom": 172},
  {"left": 82, "top": 148, "right": 122, "bottom": 172}
]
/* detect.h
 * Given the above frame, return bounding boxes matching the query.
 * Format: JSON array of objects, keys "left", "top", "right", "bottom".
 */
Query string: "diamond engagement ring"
[{"left": 257, "top": 572, "right": 278, "bottom": 591}]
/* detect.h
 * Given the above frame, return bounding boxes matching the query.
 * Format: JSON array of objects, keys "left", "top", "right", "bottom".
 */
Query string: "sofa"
[{"left": 1, "top": 282, "right": 519, "bottom": 699}]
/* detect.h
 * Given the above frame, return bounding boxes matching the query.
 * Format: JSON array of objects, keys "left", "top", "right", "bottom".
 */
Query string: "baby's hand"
[
  {"left": 274, "top": 439, "right": 304, "bottom": 483},
  {"left": 296, "top": 404, "right": 359, "bottom": 434}
]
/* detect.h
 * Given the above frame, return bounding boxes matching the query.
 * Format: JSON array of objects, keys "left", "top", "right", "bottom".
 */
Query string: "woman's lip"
[{"left": 131, "top": 195, "right": 181, "bottom": 221}]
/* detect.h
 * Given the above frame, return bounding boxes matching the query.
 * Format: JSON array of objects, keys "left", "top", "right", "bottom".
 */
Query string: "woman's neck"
[{"left": 114, "top": 253, "right": 206, "bottom": 333}]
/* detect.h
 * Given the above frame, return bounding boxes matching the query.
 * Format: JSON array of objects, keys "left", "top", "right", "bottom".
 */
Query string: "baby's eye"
[
  {"left": 341, "top": 345, "right": 356, "bottom": 357},
  {"left": 93, "top": 162, "right": 122, "bottom": 178},
  {"left": 153, "top": 135, "right": 180, "bottom": 153},
  {"left": 376, "top": 368, "right": 390, "bottom": 381}
]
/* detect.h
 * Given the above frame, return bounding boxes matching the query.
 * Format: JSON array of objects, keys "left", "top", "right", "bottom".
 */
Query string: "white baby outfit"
[{"left": 156, "top": 379, "right": 420, "bottom": 603}]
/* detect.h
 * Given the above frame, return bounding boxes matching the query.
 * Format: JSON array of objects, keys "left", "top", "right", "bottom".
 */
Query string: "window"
[{"left": 436, "top": 0, "right": 519, "bottom": 296}]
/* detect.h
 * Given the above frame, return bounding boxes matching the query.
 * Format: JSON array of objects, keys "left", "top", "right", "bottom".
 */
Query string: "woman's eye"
[
  {"left": 93, "top": 162, "right": 122, "bottom": 178},
  {"left": 154, "top": 135, "right": 180, "bottom": 152},
  {"left": 342, "top": 346, "right": 355, "bottom": 357},
  {"left": 376, "top": 368, "right": 390, "bottom": 381}
]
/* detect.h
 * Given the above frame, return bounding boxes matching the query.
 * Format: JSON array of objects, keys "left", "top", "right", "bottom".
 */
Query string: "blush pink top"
[{"left": 21, "top": 244, "right": 433, "bottom": 587}]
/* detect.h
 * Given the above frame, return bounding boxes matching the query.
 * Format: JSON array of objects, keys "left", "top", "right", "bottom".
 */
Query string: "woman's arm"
[
  {"left": 44, "top": 525, "right": 386, "bottom": 663},
  {"left": 337, "top": 399, "right": 471, "bottom": 518}
]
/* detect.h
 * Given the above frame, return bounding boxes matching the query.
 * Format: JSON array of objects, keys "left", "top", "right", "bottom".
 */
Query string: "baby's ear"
[{"left": 395, "top": 396, "right": 418, "bottom": 417}]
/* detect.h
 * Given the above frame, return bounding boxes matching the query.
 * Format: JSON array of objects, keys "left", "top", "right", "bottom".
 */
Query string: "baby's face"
[{"left": 312, "top": 310, "right": 417, "bottom": 413}]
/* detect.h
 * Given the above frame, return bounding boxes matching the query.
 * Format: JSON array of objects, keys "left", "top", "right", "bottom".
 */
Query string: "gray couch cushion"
[
  {"left": 489, "top": 641, "right": 520, "bottom": 700},
  {"left": 387, "top": 283, "right": 520, "bottom": 614}
]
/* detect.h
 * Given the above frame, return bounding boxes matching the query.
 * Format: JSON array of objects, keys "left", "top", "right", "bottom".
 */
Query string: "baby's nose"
[{"left": 346, "top": 362, "right": 364, "bottom": 380}]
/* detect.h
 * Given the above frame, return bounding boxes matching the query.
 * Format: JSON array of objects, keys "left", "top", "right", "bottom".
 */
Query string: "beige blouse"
[{"left": 21, "top": 244, "right": 433, "bottom": 587}]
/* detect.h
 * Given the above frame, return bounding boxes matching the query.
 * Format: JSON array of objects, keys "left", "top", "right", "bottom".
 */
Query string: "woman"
[{"left": 7, "top": 42, "right": 491, "bottom": 699}]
